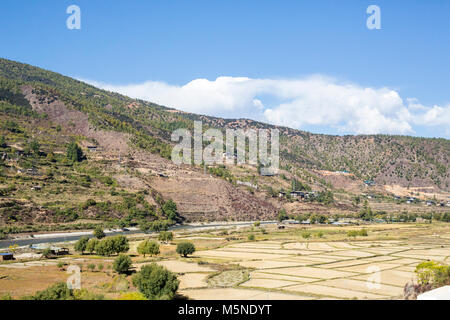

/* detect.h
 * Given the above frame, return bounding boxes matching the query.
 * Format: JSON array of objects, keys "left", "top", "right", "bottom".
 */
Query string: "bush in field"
[
  {"left": 358, "top": 229, "right": 368, "bottom": 236},
  {"left": 254, "top": 221, "right": 261, "bottom": 227},
  {"left": 93, "top": 226, "right": 105, "bottom": 239},
  {"left": 97, "top": 264, "right": 104, "bottom": 271},
  {"left": 87, "top": 264, "right": 96, "bottom": 272},
  {"left": 41, "top": 248, "right": 52, "bottom": 259},
  {"left": 57, "top": 261, "right": 67, "bottom": 271},
  {"left": 158, "top": 231, "right": 173, "bottom": 243},
  {"left": 137, "top": 240, "right": 160, "bottom": 257},
  {"left": 301, "top": 231, "right": 311, "bottom": 240},
  {"left": 347, "top": 229, "right": 368, "bottom": 238},
  {"left": 176, "top": 242, "right": 195, "bottom": 257},
  {"left": 74, "top": 236, "right": 89, "bottom": 254},
  {"left": 247, "top": 234, "right": 255, "bottom": 241},
  {"left": 132, "top": 263, "right": 179, "bottom": 300},
  {"left": 347, "top": 230, "right": 358, "bottom": 238},
  {"left": 113, "top": 254, "right": 132, "bottom": 274}
]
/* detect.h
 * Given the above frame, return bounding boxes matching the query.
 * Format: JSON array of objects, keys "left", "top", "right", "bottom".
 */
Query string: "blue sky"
[{"left": 1, "top": 1, "right": 449, "bottom": 138}]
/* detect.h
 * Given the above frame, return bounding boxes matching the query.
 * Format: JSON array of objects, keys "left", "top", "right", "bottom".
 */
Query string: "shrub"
[
  {"left": 132, "top": 263, "right": 179, "bottom": 300},
  {"left": 137, "top": 240, "right": 160, "bottom": 257},
  {"left": 97, "top": 264, "right": 104, "bottom": 271},
  {"left": 301, "top": 231, "right": 311, "bottom": 239},
  {"left": 93, "top": 226, "right": 105, "bottom": 239},
  {"left": 41, "top": 248, "right": 52, "bottom": 259},
  {"left": 176, "top": 241, "right": 196, "bottom": 257},
  {"left": 113, "top": 254, "right": 132, "bottom": 274},
  {"left": 347, "top": 229, "right": 368, "bottom": 237},
  {"left": 247, "top": 234, "right": 255, "bottom": 241},
  {"left": 254, "top": 221, "right": 260, "bottom": 227},
  {"left": 359, "top": 229, "right": 368, "bottom": 236},
  {"left": 57, "top": 261, "right": 67, "bottom": 270},
  {"left": 87, "top": 264, "right": 96, "bottom": 272}
]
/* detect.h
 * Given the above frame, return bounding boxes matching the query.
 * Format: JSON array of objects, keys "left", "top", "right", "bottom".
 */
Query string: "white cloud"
[{"left": 82, "top": 76, "right": 449, "bottom": 136}]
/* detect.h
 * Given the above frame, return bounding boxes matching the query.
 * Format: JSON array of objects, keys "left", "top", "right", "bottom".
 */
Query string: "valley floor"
[{"left": 0, "top": 222, "right": 449, "bottom": 300}]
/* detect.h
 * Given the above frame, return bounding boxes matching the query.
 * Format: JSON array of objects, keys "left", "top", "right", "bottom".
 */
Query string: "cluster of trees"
[
  {"left": 137, "top": 240, "right": 160, "bottom": 258},
  {"left": 75, "top": 235, "right": 129, "bottom": 256},
  {"left": 158, "top": 231, "right": 173, "bottom": 243},
  {"left": 295, "top": 213, "right": 329, "bottom": 224}
]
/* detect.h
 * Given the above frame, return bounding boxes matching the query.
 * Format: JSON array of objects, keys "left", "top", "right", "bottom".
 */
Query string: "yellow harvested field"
[
  {"left": 383, "top": 258, "right": 423, "bottom": 265},
  {"left": 277, "top": 255, "right": 343, "bottom": 263},
  {"left": 283, "top": 283, "right": 386, "bottom": 299},
  {"left": 250, "top": 272, "right": 320, "bottom": 283},
  {"left": 336, "top": 262, "right": 401, "bottom": 274},
  {"left": 320, "top": 278, "right": 404, "bottom": 297},
  {"left": 262, "top": 266, "right": 356, "bottom": 279},
  {"left": 196, "top": 250, "right": 286, "bottom": 260},
  {"left": 330, "top": 250, "right": 376, "bottom": 258},
  {"left": 241, "top": 278, "right": 299, "bottom": 289},
  {"left": 352, "top": 269, "right": 416, "bottom": 287},
  {"left": 155, "top": 260, "right": 214, "bottom": 273},
  {"left": 235, "top": 260, "right": 308, "bottom": 269},
  {"left": 219, "top": 247, "right": 315, "bottom": 255},
  {"left": 180, "top": 288, "right": 314, "bottom": 300},
  {"left": 230, "top": 242, "right": 282, "bottom": 249},
  {"left": 178, "top": 273, "right": 210, "bottom": 289}
]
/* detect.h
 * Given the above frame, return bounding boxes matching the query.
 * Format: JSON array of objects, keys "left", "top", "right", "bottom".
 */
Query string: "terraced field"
[{"left": 178, "top": 233, "right": 450, "bottom": 300}]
